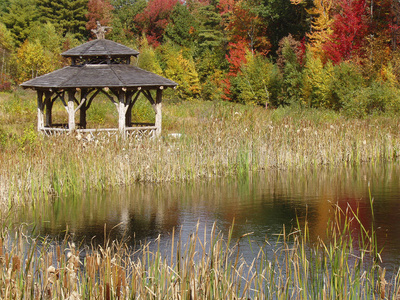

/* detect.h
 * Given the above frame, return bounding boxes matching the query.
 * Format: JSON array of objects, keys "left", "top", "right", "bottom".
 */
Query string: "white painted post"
[
  {"left": 68, "top": 90, "right": 76, "bottom": 131},
  {"left": 37, "top": 90, "right": 44, "bottom": 131}
]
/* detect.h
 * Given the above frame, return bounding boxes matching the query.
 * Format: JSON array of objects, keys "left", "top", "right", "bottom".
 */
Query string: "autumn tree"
[
  {"left": 324, "top": 0, "right": 369, "bottom": 64},
  {"left": 302, "top": 0, "right": 334, "bottom": 60},
  {"left": 221, "top": 0, "right": 270, "bottom": 54},
  {"left": 134, "top": 0, "right": 180, "bottom": 47},
  {"left": 158, "top": 42, "right": 200, "bottom": 99},
  {"left": 86, "top": 0, "right": 114, "bottom": 37},
  {"left": 16, "top": 39, "right": 54, "bottom": 82}
]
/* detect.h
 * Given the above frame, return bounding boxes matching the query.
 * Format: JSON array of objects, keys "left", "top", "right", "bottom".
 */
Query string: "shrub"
[
  {"left": 342, "top": 81, "right": 400, "bottom": 117},
  {"left": 331, "top": 62, "right": 365, "bottom": 111}
]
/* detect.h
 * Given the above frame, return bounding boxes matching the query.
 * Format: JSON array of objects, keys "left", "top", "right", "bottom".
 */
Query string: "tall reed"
[{"left": 0, "top": 202, "right": 397, "bottom": 299}]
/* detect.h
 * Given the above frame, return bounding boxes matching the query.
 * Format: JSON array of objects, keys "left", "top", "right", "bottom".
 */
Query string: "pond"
[{"left": 14, "top": 161, "right": 400, "bottom": 268}]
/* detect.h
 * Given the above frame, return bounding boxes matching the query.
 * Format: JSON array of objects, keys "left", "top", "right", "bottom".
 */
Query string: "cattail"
[{"left": 12, "top": 255, "right": 20, "bottom": 272}]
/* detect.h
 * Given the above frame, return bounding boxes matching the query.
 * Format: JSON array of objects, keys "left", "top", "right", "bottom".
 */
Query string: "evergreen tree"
[
  {"left": 1, "top": 0, "right": 39, "bottom": 45},
  {"left": 36, "top": 0, "right": 89, "bottom": 40},
  {"left": 164, "top": 2, "right": 196, "bottom": 48},
  {"left": 0, "top": 0, "right": 10, "bottom": 14},
  {"left": 259, "top": 0, "right": 310, "bottom": 54},
  {"left": 194, "top": 4, "right": 226, "bottom": 54}
]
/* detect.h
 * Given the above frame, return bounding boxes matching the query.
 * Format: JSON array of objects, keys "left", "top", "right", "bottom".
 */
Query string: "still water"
[{"left": 16, "top": 162, "right": 400, "bottom": 267}]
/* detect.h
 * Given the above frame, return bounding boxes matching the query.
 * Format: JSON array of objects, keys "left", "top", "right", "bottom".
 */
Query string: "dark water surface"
[{"left": 16, "top": 162, "right": 400, "bottom": 267}]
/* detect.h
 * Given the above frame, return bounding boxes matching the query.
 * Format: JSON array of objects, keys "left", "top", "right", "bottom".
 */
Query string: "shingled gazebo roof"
[
  {"left": 20, "top": 64, "right": 178, "bottom": 89},
  {"left": 61, "top": 39, "right": 139, "bottom": 58}
]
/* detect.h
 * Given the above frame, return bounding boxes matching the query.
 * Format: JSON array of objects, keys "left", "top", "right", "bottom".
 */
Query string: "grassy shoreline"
[{"left": 1, "top": 90, "right": 400, "bottom": 208}]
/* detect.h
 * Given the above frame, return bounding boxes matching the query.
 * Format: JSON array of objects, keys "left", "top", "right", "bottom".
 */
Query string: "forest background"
[{"left": 1, "top": 0, "right": 400, "bottom": 117}]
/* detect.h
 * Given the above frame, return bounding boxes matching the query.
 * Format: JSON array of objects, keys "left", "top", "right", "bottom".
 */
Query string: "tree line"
[{"left": 1, "top": 0, "right": 400, "bottom": 116}]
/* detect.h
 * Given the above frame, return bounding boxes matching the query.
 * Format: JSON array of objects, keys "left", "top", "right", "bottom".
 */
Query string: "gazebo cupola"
[{"left": 20, "top": 37, "right": 177, "bottom": 137}]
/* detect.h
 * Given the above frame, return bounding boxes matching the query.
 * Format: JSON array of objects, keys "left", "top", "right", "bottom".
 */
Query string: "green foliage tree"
[
  {"left": 259, "top": 0, "right": 310, "bottom": 54},
  {"left": 301, "top": 52, "right": 336, "bottom": 108},
  {"left": 0, "top": 22, "right": 13, "bottom": 89},
  {"left": 231, "top": 52, "right": 281, "bottom": 106},
  {"left": 192, "top": 4, "right": 226, "bottom": 56},
  {"left": 111, "top": 0, "right": 146, "bottom": 34},
  {"left": 28, "top": 22, "right": 63, "bottom": 69},
  {"left": 137, "top": 37, "right": 163, "bottom": 75}
]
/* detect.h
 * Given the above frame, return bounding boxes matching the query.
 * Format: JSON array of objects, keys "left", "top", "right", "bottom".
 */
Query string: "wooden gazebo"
[{"left": 20, "top": 38, "right": 177, "bottom": 137}]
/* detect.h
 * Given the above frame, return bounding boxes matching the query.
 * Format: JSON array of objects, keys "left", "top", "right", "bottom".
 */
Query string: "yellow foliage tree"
[
  {"left": 303, "top": 0, "right": 334, "bottom": 60},
  {"left": 163, "top": 49, "right": 201, "bottom": 100},
  {"left": 16, "top": 39, "right": 55, "bottom": 83}
]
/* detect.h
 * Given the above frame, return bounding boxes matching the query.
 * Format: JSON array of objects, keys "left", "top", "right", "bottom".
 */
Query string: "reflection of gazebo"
[{"left": 20, "top": 39, "right": 177, "bottom": 137}]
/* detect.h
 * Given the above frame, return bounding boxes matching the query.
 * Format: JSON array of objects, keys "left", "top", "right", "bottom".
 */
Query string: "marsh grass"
[
  {"left": 0, "top": 202, "right": 397, "bottom": 299},
  {"left": 2, "top": 92, "right": 400, "bottom": 207}
]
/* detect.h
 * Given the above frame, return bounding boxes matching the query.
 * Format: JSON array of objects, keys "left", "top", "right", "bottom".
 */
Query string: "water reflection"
[{"left": 16, "top": 161, "right": 400, "bottom": 266}]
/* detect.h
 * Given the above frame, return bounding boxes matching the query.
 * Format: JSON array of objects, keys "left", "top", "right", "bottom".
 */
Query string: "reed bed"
[
  {"left": 1, "top": 96, "right": 400, "bottom": 207},
  {"left": 0, "top": 202, "right": 397, "bottom": 299}
]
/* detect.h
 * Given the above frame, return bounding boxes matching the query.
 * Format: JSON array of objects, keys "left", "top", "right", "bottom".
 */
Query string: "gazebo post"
[
  {"left": 68, "top": 89, "right": 76, "bottom": 131},
  {"left": 37, "top": 90, "right": 44, "bottom": 131},
  {"left": 80, "top": 88, "right": 88, "bottom": 129},
  {"left": 45, "top": 91, "right": 53, "bottom": 127},
  {"left": 118, "top": 90, "right": 127, "bottom": 135},
  {"left": 154, "top": 88, "right": 163, "bottom": 137}
]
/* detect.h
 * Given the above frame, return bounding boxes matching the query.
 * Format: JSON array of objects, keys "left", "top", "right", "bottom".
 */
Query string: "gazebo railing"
[{"left": 40, "top": 125, "right": 157, "bottom": 139}]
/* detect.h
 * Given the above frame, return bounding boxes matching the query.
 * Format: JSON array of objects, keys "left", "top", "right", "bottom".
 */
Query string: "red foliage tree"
[
  {"left": 324, "top": 0, "right": 369, "bottom": 64},
  {"left": 86, "top": 0, "right": 114, "bottom": 35},
  {"left": 134, "top": 0, "right": 181, "bottom": 47},
  {"left": 223, "top": 38, "right": 248, "bottom": 100}
]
